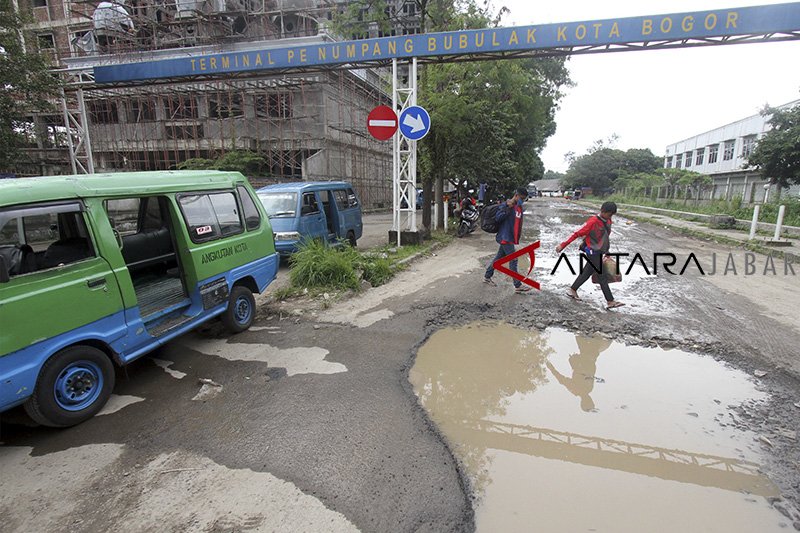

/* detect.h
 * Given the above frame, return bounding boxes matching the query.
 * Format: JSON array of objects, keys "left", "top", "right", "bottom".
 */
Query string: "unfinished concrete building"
[{"left": 18, "top": 0, "right": 423, "bottom": 208}]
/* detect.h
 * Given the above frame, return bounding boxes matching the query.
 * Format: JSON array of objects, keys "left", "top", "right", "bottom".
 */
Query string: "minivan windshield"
[{"left": 258, "top": 192, "right": 298, "bottom": 218}]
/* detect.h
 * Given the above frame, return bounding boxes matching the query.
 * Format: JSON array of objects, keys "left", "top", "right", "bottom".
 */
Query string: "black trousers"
[{"left": 571, "top": 253, "right": 614, "bottom": 302}]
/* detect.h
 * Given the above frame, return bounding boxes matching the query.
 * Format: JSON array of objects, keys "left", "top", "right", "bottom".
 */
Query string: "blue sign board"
[
  {"left": 93, "top": 3, "right": 800, "bottom": 84},
  {"left": 399, "top": 106, "right": 431, "bottom": 141}
]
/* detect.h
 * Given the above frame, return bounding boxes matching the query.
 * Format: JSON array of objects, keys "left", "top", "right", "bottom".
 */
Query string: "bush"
[
  {"left": 359, "top": 257, "right": 393, "bottom": 286},
  {"left": 176, "top": 150, "right": 267, "bottom": 175},
  {"left": 289, "top": 239, "right": 360, "bottom": 290}
]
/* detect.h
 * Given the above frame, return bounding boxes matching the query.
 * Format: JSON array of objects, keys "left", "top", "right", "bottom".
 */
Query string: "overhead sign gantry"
[
  {"left": 93, "top": 3, "right": 800, "bottom": 85},
  {"left": 60, "top": 3, "right": 800, "bottom": 245}
]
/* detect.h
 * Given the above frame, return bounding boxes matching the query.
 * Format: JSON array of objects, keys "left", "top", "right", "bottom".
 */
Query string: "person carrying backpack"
[
  {"left": 555, "top": 201, "right": 625, "bottom": 310},
  {"left": 483, "top": 188, "right": 530, "bottom": 294}
]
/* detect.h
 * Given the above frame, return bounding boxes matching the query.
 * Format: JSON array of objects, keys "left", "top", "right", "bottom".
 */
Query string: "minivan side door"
[
  {"left": 298, "top": 192, "right": 327, "bottom": 242},
  {"left": 0, "top": 202, "right": 126, "bottom": 358}
]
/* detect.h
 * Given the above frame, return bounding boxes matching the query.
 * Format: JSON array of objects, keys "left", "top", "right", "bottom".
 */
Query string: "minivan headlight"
[{"left": 274, "top": 232, "right": 301, "bottom": 242}]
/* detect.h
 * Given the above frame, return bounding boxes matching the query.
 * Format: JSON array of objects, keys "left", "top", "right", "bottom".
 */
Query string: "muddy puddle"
[{"left": 409, "top": 322, "right": 786, "bottom": 532}]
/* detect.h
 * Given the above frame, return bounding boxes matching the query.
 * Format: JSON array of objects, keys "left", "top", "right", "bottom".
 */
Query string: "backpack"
[{"left": 480, "top": 204, "right": 502, "bottom": 233}]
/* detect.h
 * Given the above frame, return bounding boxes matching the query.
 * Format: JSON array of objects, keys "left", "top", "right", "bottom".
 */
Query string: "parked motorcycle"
[{"left": 457, "top": 203, "right": 480, "bottom": 237}]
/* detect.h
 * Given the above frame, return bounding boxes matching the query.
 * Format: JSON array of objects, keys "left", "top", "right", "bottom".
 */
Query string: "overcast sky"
[{"left": 497, "top": 0, "right": 800, "bottom": 173}]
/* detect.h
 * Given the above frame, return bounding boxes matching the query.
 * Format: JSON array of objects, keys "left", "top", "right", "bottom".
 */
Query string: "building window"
[
  {"left": 208, "top": 93, "right": 244, "bottom": 119},
  {"left": 255, "top": 93, "right": 292, "bottom": 119},
  {"left": 166, "top": 96, "right": 199, "bottom": 120},
  {"left": 695, "top": 148, "right": 705, "bottom": 166},
  {"left": 88, "top": 99, "right": 119, "bottom": 124},
  {"left": 723, "top": 140, "right": 735, "bottom": 161},
  {"left": 675, "top": 154, "right": 682, "bottom": 169},
  {"left": 741, "top": 135, "right": 757, "bottom": 158},
  {"left": 165, "top": 124, "right": 203, "bottom": 140},
  {"left": 665, "top": 156, "right": 672, "bottom": 168},
  {"left": 684, "top": 151, "right": 693, "bottom": 167},
  {"left": 708, "top": 144, "right": 719, "bottom": 164},
  {"left": 37, "top": 33, "right": 55, "bottom": 50},
  {"left": 128, "top": 98, "right": 157, "bottom": 122}
]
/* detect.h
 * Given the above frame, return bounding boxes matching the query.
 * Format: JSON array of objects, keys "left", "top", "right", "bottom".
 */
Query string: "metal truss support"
[
  {"left": 59, "top": 87, "right": 95, "bottom": 174},
  {"left": 392, "top": 57, "right": 417, "bottom": 246}
]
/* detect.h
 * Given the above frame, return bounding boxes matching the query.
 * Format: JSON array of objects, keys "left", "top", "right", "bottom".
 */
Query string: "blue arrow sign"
[{"left": 399, "top": 106, "right": 431, "bottom": 141}]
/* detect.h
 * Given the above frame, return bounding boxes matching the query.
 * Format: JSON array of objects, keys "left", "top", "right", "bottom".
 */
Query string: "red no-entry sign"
[{"left": 367, "top": 106, "right": 398, "bottom": 141}]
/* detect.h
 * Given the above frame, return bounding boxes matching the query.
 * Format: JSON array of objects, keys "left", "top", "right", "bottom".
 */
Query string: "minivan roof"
[
  {"left": 256, "top": 181, "right": 352, "bottom": 193},
  {"left": 0, "top": 171, "right": 248, "bottom": 208}
]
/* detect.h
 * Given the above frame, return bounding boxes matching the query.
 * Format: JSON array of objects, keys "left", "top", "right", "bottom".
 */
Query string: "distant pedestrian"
[
  {"left": 555, "top": 201, "right": 625, "bottom": 310},
  {"left": 483, "top": 187, "right": 530, "bottom": 293}
]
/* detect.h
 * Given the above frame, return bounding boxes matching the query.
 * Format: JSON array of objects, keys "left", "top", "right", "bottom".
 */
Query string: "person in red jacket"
[{"left": 555, "top": 202, "right": 625, "bottom": 309}]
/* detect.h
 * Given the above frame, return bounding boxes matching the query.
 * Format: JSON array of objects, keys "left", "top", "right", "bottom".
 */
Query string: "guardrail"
[{"left": 578, "top": 200, "right": 800, "bottom": 238}]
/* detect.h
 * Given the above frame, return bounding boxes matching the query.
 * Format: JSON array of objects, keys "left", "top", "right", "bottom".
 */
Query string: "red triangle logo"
[{"left": 493, "top": 240, "right": 541, "bottom": 290}]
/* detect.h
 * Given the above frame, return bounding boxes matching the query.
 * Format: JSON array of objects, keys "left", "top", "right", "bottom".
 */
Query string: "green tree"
[
  {"left": 564, "top": 146, "right": 660, "bottom": 191},
  {"left": 177, "top": 150, "right": 268, "bottom": 175},
  {"left": 331, "top": 0, "right": 570, "bottom": 229},
  {"left": 0, "top": 0, "right": 59, "bottom": 170},
  {"left": 747, "top": 103, "right": 800, "bottom": 188},
  {"left": 543, "top": 170, "right": 566, "bottom": 182}
]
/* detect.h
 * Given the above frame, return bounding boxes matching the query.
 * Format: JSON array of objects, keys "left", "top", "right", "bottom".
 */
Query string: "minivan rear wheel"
[
  {"left": 24, "top": 345, "right": 115, "bottom": 427},
  {"left": 347, "top": 231, "right": 357, "bottom": 248},
  {"left": 221, "top": 285, "right": 256, "bottom": 334}
]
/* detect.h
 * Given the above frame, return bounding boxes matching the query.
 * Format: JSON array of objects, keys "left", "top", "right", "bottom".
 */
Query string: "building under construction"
[{"left": 19, "top": 0, "right": 423, "bottom": 207}]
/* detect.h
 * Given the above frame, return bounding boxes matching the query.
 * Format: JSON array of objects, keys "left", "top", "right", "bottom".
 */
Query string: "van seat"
[
  {"left": 42, "top": 238, "right": 91, "bottom": 269},
  {"left": 121, "top": 228, "right": 175, "bottom": 272}
]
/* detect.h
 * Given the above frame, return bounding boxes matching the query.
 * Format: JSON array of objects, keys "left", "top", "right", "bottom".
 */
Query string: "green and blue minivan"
[{"left": 0, "top": 171, "right": 279, "bottom": 427}]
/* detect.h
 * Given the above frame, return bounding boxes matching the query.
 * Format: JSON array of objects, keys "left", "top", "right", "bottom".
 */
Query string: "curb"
[{"left": 396, "top": 238, "right": 452, "bottom": 266}]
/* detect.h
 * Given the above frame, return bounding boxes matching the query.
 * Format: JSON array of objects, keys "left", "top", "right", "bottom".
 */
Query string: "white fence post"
[
  {"left": 774, "top": 205, "right": 786, "bottom": 241},
  {"left": 749, "top": 205, "right": 760, "bottom": 240}
]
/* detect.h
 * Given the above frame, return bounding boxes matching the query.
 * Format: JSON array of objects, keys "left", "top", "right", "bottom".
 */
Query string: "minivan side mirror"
[{"left": 0, "top": 256, "right": 9, "bottom": 283}]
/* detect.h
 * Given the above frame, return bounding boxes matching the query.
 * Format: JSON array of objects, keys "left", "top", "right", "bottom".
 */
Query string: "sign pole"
[
  {"left": 392, "top": 58, "right": 400, "bottom": 246},
  {"left": 392, "top": 57, "right": 419, "bottom": 246}
]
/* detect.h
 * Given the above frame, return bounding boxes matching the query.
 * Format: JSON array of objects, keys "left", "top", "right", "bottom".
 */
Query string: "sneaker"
[
  {"left": 514, "top": 285, "right": 532, "bottom": 294},
  {"left": 483, "top": 277, "right": 497, "bottom": 286}
]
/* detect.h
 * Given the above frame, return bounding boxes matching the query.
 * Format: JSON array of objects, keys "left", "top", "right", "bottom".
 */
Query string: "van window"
[
  {"left": 179, "top": 192, "right": 243, "bottom": 243},
  {"left": 209, "top": 193, "right": 242, "bottom": 237},
  {"left": 301, "top": 192, "right": 320, "bottom": 215},
  {"left": 237, "top": 186, "right": 262, "bottom": 231},
  {"left": 333, "top": 190, "right": 348, "bottom": 211},
  {"left": 105, "top": 197, "right": 166, "bottom": 236},
  {"left": 258, "top": 192, "right": 297, "bottom": 218},
  {"left": 0, "top": 203, "right": 95, "bottom": 276},
  {"left": 346, "top": 188, "right": 359, "bottom": 208},
  {"left": 105, "top": 198, "right": 140, "bottom": 236}
]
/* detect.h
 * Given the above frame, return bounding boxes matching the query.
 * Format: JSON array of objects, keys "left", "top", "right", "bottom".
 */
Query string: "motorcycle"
[{"left": 456, "top": 203, "right": 480, "bottom": 237}]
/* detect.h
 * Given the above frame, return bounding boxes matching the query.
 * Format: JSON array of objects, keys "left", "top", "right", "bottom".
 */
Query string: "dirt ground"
[{"left": 1, "top": 198, "right": 798, "bottom": 532}]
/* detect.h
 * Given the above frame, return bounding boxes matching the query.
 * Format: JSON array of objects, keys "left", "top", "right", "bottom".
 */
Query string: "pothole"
[{"left": 409, "top": 321, "right": 786, "bottom": 532}]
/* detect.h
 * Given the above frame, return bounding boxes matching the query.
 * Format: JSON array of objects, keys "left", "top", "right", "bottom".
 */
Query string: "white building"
[{"left": 664, "top": 99, "right": 800, "bottom": 203}]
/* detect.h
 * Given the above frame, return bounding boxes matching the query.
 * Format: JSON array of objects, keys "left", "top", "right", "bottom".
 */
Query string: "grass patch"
[
  {"left": 281, "top": 231, "right": 454, "bottom": 296},
  {"left": 289, "top": 239, "right": 360, "bottom": 290},
  {"left": 624, "top": 212, "right": 798, "bottom": 262}
]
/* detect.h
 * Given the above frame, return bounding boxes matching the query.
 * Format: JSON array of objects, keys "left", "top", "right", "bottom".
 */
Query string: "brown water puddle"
[{"left": 409, "top": 322, "right": 785, "bottom": 532}]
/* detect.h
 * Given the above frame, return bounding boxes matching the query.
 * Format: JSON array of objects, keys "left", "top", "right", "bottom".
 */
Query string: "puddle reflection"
[{"left": 410, "top": 322, "right": 784, "bottom": 532}]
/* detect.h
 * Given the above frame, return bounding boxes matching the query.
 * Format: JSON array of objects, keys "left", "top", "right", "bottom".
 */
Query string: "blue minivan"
[{"left": 256, "top": 182, "right": 363, "bottom": 256}]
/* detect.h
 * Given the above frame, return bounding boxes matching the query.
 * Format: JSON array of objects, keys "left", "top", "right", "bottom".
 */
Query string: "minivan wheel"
[
  {"left": 24, "top": 346, "right": 115, "bottom": 428},
  {"left": 347, "top": 231, "right": 357, "bottom": 248},
  {"left": 221, "top": 285, "right": 256, "bottom": 334}
]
